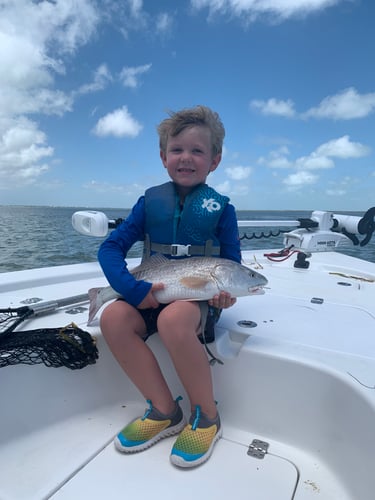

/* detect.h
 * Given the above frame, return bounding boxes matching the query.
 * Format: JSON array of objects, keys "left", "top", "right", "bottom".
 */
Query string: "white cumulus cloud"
[
  {"left": 315, "top": 135, "right": 371, "bottom": 158},
  {"left": 0, "top": 0, "right": 99, "bottom": 186},
  {"left": 304, "top": 87, "right": 375, "bottom": 120},
  {"left": 93, "top": 106, "right": 143, "bottom": 138},
  {"left": 250, "top": 98, "right": 296, "bottom": 117},
  {"left": 262, "top": 136, "right": 370, "bottom": 172},
  {"left": 283, "top": 171, "right": 318, "bottom": 189},
  {"left": 295, "top": 154, "right": 334, "bottom": 170},
  {"left": 225, "top": 165, "right": 252, "bottom": 180},
  {"left": 251, "top": 88, "right": 375, "bottom": 122},
  {"left": 262, "top": 136, "right": 370, "bottom": 191},
  {"left": 0, "top": 117, "right": 53, "bottom": 186}
]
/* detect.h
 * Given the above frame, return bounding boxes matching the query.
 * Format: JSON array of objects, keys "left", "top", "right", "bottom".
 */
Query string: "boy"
[{"left": 98, "top": 105, "right": 241, "bottom": 467}]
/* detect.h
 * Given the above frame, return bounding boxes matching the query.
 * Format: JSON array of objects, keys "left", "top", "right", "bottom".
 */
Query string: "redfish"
[{"left": 88, "top": 254, "right": 267, "bottom": 325}]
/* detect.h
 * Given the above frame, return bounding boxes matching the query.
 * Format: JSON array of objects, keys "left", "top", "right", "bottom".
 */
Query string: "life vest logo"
[{"left": 202, "top": 198, "right": 221, "bottom": 213}]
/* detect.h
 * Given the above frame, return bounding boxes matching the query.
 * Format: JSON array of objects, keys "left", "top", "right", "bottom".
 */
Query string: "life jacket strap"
[{"left": 143, "top": 236, "right": 220, "bottom": 258}]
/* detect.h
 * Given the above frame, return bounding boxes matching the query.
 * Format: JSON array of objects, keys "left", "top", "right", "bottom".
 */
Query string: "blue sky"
[{"left": 0, "top": 0, "right": 374, "bottom": 211}]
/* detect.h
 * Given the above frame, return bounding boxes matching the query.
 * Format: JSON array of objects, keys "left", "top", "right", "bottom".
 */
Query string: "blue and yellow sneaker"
[
  {"left": 115, "top": 397, "right": 186, "bottom": 453},
  {"left": 170, "top": 405, "right": 222, "bottom": 467}
]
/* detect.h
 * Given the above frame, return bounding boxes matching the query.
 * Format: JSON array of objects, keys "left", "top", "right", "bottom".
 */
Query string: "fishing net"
[{"left": 0, "top": 323, "right": 98, "bottom": 369}]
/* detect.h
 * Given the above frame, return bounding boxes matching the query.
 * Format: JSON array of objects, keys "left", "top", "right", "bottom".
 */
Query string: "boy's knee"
[
  {"left": 99, "top": 303, "right": 111, "bottom": 331},
  {"left": 157, "top": 302, "right": 201, "bottom": 341},
  {"left": 100, "top": 301, "right": 147, "bottom": 341}
]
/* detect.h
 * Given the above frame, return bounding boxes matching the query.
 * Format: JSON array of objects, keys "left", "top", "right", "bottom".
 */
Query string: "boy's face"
[{"left": 160, "top": 125, "right": 221, "bottom": 198}]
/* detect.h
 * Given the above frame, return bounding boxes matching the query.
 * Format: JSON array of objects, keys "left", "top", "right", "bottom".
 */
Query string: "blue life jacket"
[{"left": 144, "top": 182, "right": 229, "bottom": 257}]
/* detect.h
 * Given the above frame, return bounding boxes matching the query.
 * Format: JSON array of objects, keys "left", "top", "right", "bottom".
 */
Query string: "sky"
[{"left": 0, "top": 0, "right": 374, "bottom": 211}]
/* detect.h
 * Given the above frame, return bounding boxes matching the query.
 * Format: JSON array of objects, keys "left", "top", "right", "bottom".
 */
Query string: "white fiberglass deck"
[{"left": 0, "top": 249, "right": 374, "bottom": 500}]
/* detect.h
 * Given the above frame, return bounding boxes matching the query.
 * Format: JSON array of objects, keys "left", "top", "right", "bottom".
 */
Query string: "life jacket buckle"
[{"left": 171, "top": 244, "right": 191, "bottom": 257}]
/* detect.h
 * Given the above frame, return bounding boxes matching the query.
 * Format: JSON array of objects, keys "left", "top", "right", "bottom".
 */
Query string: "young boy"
[{"left": 98, "top": 105, "right": 241, "bottom": 468}]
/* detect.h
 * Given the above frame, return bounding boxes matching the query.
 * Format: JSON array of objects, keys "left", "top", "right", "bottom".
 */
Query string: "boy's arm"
[
  {"left": 97, "top": 197, "right": 152, "bottom": 307},
  {"left": 217, "top": 203, "right": 242, "bottom": 263},
  {"left": 209, "top": 204, "right": 241, "bottom": 309}
]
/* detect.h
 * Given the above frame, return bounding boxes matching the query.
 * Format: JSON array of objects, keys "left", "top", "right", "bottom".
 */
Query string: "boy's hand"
[
  {"left": 138, "top": 283, "right": 164, "bottom": 309},
  {"left": 208, "top": 291, "right": 236, "bottom": 309}
]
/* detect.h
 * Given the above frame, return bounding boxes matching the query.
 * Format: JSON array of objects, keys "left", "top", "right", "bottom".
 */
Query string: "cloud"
[
  {"left": 0, "top": 1, "right": 174, "bottom": 190},
  {"left": 76, "top": 64, "right": 113, "bottom": 95},
  {"left": 304, "top": 88, "right": 375, "bottom": 120},
  {"left": 92, "top": 106, "right": 143, "bottom": 138},
  {"left": 155, "top": 12, "right": 174, "bottom": 35},
  {"left": 295, "top": 154, "right": 334, "bottom": 170},
  {"left": 225, "top": 165, "right": 252, "bottom": 180},
  {"left": 108, "top": 1, "right": 174, "bottom": 39},
  {"left": 258, "top": 146, "right": 292, "bottom": 168},
  {"left": 325, "top": 176, "right": 357, "bottom": 197},
  {"left": 283, "top": 171, "right": 318, "bottom": 189},
  {"left": 326, "top": 188, "right": 346, "bottom": 196},
  {"left": 214, "top": 180, "right": 249, "bottom": 196},
  {"left": 119, "top": 64, "right": 152, "bottom": 89},
  {"left": 0, "top": 0, "right": 99, "bottom": 103},
  {"left": 0, "top": 117, "right": 53, "bottom": 186},
  {"left": 252, "top": 88, "right": 375, "bottom": 121},
  {"left": 263, "top": 136, "right": 370, "bottom": 191},
  {"left": 214, "top": 180, "right": 231, "bottom": 194},
  {"left": 190, "top": 0, "right": 342, "bottom": 23},
  {"left": 128, "top": 0, "right": 143, "bottom": 18},
  {"left": 0, "top": 0, "right": 99, "bottom": 186},
  {"left": 264, "top": 136, "right": 370, "bottom": 171},
  {"left": 212, "top": 165, "right": 252, "bottom": 198},
  {"left": 83, "top": 179, "right": 145, "bottom": 195},
  {"left": 315, "top": 135, "right": 371, "bottom": 158},
  {"left": 250, "top": 98, "right": 296, "bottom": 117}
]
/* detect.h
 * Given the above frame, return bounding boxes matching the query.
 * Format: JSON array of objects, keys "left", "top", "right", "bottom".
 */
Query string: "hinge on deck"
[{"left": 247, "top": 439, "right": 269, "bottom": 459}]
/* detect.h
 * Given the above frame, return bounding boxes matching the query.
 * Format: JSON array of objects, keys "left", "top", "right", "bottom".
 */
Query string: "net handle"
[
  {"left": 0, "top": 293, "right": 89, "bottom": 339},
  {"left": 26, "top": 293, "right": 89, "bottom": 315},
  {"left": 0, "top": 293, "right": 89, "bottom": 316}
]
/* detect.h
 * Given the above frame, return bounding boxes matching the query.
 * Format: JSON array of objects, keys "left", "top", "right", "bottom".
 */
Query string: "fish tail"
[{"left": 87, "top": 287, "right": 102, "bottom": 326}]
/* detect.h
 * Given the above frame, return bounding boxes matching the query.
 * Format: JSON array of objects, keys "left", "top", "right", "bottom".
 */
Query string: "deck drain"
[
  {"left": 237, "top": 320, "right": 257, "bottom": 328},
  {"left": 66, "top": 306, "right": 88, "bottom": 314},
  {"left": 311, "top": 297, "right": 324, "bottom": 304}
]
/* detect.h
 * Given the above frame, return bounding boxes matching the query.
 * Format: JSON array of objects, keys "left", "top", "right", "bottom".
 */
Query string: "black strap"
[
  {"left": 150, "top": 239, "right": 220, "bottom": 257},
  {"left": 199, "top": 302, "right": 223, "bottom": 366}
]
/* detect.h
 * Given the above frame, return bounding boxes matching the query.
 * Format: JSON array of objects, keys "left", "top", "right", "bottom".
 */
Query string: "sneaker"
[
  {"left": 170, "top": 405, "right": 222, "bottom": 467},
  {"left": 115, "top": 396, "right": 186, "bottom": 453}
]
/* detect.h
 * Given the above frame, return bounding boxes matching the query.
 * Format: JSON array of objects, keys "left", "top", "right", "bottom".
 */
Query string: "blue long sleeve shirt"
[{"left": 98, "top": 195, "right": 241, "bottom": 307}]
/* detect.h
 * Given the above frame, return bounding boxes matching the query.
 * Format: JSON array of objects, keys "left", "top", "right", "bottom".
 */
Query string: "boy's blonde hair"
[{"left": 157, "top": 105, "right": 225, "bottom": 156}]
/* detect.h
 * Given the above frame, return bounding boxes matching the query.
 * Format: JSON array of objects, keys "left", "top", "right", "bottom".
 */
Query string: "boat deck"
[{"left": 1, "top": 249, "right": 374, "bottom": 500}]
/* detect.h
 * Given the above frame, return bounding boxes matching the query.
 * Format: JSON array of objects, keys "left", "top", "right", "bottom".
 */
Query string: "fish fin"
[
  {"left": 87, "top": 287, "right": 102, "bottom": 326},
  {"left": 179, "top": 276, "right": 211, "bottom": 289},
  {"left": 130, "top": 253, "right": 169, "bottom": 275}
]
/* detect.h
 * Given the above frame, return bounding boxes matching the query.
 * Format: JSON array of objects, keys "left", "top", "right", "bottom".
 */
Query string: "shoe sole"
[
  {"left": 170, "top": 427, "right": 223, "bottom": 468},
  {"left": 114, "top": 417, "right": 187, "bottom": 453}
]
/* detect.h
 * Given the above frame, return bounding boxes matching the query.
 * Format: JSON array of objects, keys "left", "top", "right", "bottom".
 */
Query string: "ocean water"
[{"left": 0, "top": 205, "right": 374, "bottom": 273}]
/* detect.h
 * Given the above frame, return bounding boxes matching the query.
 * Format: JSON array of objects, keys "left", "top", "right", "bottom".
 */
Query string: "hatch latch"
[{"left": 247, "top": 439, "right": 269, "bottom": 459}]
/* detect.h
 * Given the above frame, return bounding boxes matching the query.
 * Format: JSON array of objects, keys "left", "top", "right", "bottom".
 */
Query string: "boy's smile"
[{"left": 160, "top": 125, "right": 221, "bottom": 199}]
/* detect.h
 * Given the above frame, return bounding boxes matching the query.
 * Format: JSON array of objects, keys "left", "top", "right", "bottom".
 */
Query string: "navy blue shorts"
[
  {"left": 138, "top": 304, "right": 168, "bottom": 339},
  {"left": 138, "top": 302, "right": 220, "bottom": 344}
]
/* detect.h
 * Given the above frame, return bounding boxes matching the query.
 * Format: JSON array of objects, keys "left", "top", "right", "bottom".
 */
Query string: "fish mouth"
[{"left": 248, "top": 286, "right": 266, "bottom": 295}]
